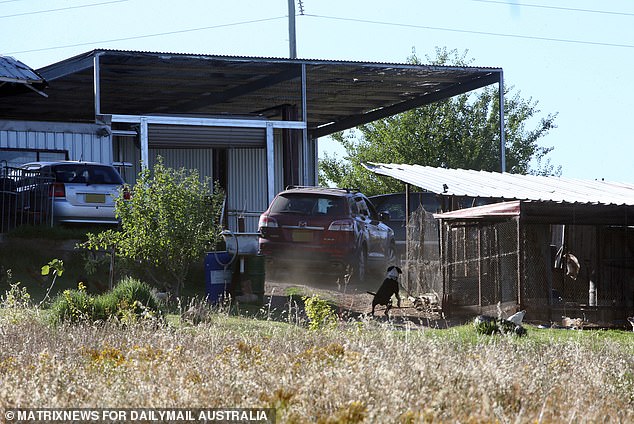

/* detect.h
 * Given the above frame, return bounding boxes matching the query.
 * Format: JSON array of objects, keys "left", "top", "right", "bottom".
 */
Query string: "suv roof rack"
[{"left": 285, "top": 185, "right": 360, "bottom": 193}]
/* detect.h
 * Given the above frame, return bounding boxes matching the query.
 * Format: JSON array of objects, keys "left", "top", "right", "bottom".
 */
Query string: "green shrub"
[
  {"left": 82, "top": 158, "right": 226, "bottom": 297},
  {"left": 49, "top": 278, "right": 161, "bottom": 324},
  {"left": 303, "top": 294, "right": 337, "bottom": 330},
  {"left": 50, "top": 286, "right": 94, "bottom": 324},
  {"left": 93, "top": 291, "right": 118, "bottom": 321},
  {"left": 109, "top": 277, "right": 160, "bottom": 313}
]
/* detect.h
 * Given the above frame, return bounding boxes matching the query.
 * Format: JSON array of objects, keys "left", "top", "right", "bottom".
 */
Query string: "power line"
[
  {"left": 7, "top": 9, "right": 634, "bottom": 57},
  {"left": 0, "top": 0, "right": 128, "bottom": 19},
  {"left": 303, "top": 13, "right": 634, "bottom": 49},
  {"left": 6, "top": 16, "right": 287, "bottom": 55},
  {"left": 471, "top": 0, "right": 634, "bottom": 18}
]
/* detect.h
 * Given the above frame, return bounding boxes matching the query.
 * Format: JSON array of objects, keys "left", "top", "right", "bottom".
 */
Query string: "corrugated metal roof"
[
  {"left": 0, "top": 49, "right": 501, "bottom": 135},
  {"left": 364, "top": 163, "right": 634, "bottom": 206},
  {"left": 0, "top": 56, "right": 47, "bottom": 96}
]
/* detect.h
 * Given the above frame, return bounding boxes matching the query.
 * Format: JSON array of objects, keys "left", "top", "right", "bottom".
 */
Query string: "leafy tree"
[
  {"left": 83, "top": 158, "right": 225, "bottom": 297},
  {"left": 319, "top": 48, "right": 559, "bottom": 195}
]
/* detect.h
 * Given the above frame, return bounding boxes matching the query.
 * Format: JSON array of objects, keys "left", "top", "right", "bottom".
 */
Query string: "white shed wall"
[
  {"left": 148, "top": 148, "right": 214, "bottom": 183},
  {"left": 0, "top": 120, "right": 112, "bottom": 164},
  {"left": 227, "top": 148, "right": 268, "bottom": 232}
]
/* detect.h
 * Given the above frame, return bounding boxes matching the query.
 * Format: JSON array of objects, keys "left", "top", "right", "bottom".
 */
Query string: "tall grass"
[{"left": 0, "top": 307, "right": 632, "bottom": 423}]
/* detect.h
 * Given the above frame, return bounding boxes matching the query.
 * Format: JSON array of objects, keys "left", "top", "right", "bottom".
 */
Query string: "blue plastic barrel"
[{"left": 205, "top": 251, "right": 233, "bottom": 304}]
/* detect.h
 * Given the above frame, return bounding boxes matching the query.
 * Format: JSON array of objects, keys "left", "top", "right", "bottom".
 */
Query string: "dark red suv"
[{"left": 258, "top": 186, "right": 396, "bottom": 283}]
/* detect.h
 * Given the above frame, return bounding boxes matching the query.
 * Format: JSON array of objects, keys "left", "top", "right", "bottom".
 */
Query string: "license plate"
[
  {"left": 85, "top": 193, "right": 106, "bottom": 203},
  {"left": 292, "top": 230, "right": 312, "bottom": 242}
]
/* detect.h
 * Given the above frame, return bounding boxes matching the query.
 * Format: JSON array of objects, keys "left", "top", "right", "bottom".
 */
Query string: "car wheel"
[{"left": 351, "top": 245, "right": 367, "bottom": 284}]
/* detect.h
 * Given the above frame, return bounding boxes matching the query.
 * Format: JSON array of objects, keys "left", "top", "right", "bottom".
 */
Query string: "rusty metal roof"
[
  {"left": 434, "top": 201, "right": 521, "bottom": 220},
  {"left": 0, "top": 49, "right": 501, "bottom": 137},
  {"left": 364, "top": 163, "right": 634, "bottom": 206},
  {"left": 0, "top": 56, "right": 47, "bottom": 97}
]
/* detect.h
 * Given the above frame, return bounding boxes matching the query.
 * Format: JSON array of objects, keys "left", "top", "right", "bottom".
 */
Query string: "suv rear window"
[
  {"left": 49, "top": 164, "right": 124, "bottom": 185},
  {"left": 269, "top": 194, "right": 346, "bottom": 216}
]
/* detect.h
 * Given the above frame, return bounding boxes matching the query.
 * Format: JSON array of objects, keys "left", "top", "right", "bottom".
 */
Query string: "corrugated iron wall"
[
  {"left": 112, "top": 135, "right": 140, "bottom": 185},
  {"left": 3, "top": 121, "right": 312, "bottom": 234},
  {"left": 114, "top": 132, "right": 284, "bottom": 233},
  {"left": 148, "top": 148, "right": 214, "bottom": 183},
  {"left": 227, "top": 148, "right": 268, "bottom": 232},
  {"left": 0, "top": 120, "right": 112, "bottom": 164},
  {"left": 113, "top": 129, "right": 287, "bottom": 232},
  {"left": 148, "top": 124, "right": 266, "bottom": 148}
]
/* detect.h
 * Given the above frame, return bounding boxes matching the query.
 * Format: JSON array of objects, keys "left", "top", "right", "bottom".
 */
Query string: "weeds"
[
  {"left": 1, "top": 263, "right": 633, "bottom": 422},
  {"left": 0, "top": 280, "right": 34, "bottom": 324},
  {"left": 39, "top": 258, "right": 64, "bottom": 307},
  {"left": 50, "top": 284, "right": 94, "bottom": 323},
  {"left": 49, "top": 278, "right": 162, "bottom": 325},
  {"left": 303, "top": 294, "right": 337, "bottom": 330},
  {"left": 0, "top": 301, "right": 633, "bottom": 421},
  {"left": 1, "top": 281, "right": 31, "bottom": 309}
]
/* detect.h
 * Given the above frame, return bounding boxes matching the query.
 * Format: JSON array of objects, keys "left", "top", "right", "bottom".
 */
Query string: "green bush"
[
  {"left": 109, "top": 277, "right": 161, "bottom": 323},
  {"left": 49, "top": 278, "right": 161, "bottom": 324},
  {"left": 93, "top": 291, "right": 118, "bottom": 321},
  {"left": 303, "top": 294, "right": 337, "bottom": 330},
  {"left": 82, "top": 158, "right": 226, "bottom": 297},
  {"left": 109, "top": 277, "right": 160, "bottom": 313},
  {"left": 50, "top": 286, "right": 94, "bottom": 324}
]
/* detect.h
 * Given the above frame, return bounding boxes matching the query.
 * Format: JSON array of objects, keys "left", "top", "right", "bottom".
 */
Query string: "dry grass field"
[{"left": 1, "top": 301, "right": 633, "bottom": 424}]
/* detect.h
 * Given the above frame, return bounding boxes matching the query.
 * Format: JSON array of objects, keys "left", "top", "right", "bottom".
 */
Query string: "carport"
[{"left": 1, "top": 49, "right": 504, "bottom": 230}]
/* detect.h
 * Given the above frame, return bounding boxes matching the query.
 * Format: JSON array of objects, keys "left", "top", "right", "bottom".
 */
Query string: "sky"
[{"left": 2, "top": 0, "right": 634, "bottom": 183}]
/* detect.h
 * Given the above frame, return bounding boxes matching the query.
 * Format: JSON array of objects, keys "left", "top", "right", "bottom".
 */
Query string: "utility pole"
[{"left": 288, "top": 0, "right": 297, "bottom": 58}]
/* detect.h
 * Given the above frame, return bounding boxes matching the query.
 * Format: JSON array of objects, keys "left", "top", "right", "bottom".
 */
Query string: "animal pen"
[{"left": 405, "top": 200, "right": 634, "bottom": 325}]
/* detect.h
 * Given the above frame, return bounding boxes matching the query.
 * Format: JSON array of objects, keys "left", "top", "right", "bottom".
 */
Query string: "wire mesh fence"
[
  {"left": 405, "top": 204, "right": 634, "bottom": 323},
  {"left": 0, "top": 164, "right": 53, "bottom": 233},
  {"left": 404, "top": 206, "right": 442, "bottom": 296},
  {"left": 442, "top": 219, "right": 519, "bottom": 316},
  {"left": 522, "top": 223, "right": 634, "bottom": 323}
]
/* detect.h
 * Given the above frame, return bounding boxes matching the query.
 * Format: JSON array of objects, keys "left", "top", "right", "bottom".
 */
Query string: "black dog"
[{"left": 368, "top": 265, "right": 402, "bottom": 316}]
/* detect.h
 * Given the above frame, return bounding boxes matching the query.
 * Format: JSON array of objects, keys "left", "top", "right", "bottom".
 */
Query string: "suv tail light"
[
  {"left": 328, "top": 219, "right": 354, "bottom": 231},
  {"left": 49, "top": 182, "right": 65, "bottom": 198},
  {"left": 258, "top": 215, "right": 278, "bottom": 229}
]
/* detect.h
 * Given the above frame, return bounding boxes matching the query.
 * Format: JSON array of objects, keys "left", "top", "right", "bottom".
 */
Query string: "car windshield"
[
  {"left": 270, "top": 194, "right": 346, "bottom": 216},
  {"left": 50, "top": 164, "right": 124, "bottom": 185}
]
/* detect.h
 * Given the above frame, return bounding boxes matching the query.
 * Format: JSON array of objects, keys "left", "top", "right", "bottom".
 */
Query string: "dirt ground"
[{"left": 262, "top": 273, "right": 460, "bottom": 328}]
